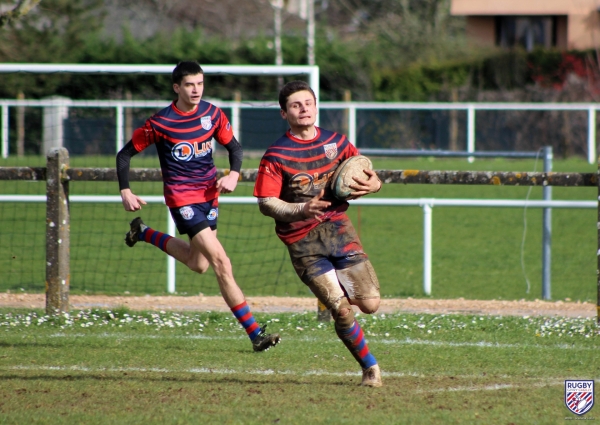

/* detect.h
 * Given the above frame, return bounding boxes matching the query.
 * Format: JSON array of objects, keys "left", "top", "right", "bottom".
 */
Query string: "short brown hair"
[
  {"left": 278, "top": 80, "right": 316, "bottom": 111},
  {"left": 172, "top": 61, "right": 204, "bottom": 85}
]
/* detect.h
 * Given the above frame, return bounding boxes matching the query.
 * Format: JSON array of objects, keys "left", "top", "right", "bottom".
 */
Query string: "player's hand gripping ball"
[{"left": 330, "top": 155, "right": 373, "bottom": 200}]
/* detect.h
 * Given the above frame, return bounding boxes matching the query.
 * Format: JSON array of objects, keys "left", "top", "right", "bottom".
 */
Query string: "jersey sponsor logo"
[
  {"left": 207, "top": 208, "right": 218, "bottom": 221},
  {"left": 565, "top": 380, "right": 594, "bottom": 416},
  {"left": 324, "top": 143, "right": 338, "bottom": 159},
  {"left": 226, "top": 122, "right": 231, "bottom": 131},
  {"left": 290, "top": 171, "right": 335, "bottom": 193},
  {"left": 172, "top": 142, "right": 194, "bottom": 161},
  {"left": 179, "top": 206, "right": 195, "bottom": 220},
  {"left": 201, "top": 116, "right": 212, "bottom": 130},
  {"left": 172, "top": 141, "right": 213, "bottom": 161}
]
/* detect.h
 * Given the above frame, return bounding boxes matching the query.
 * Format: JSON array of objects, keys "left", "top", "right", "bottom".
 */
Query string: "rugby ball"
[{"left": 330, "top": 155, "right": 373, "bottom": 200}]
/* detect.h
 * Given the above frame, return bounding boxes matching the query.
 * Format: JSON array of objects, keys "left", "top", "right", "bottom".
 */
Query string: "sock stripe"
[
  {"left": 143, "top": 229, "right": 155, "bottom": 243},
  {"left": 141, "top": 228, "right": 172, "bottom": 253},
  {"left": 339, "top": 320, "right": 377, "bottom": 369},
  {"left": 358, "top": 345, "right": 370, "bottom": 359},
  {"left": 231, "top": 301, "right": 260, "bottom": 341},
  {"left": 231, "top": 301, "right": 248, "bottom": 314},
  {"left": 245, "top": 322, "right": 260, "bottom": 336},
  {"left": 238, "top": 312, "right": 253, "bottom": 324},
  {"left": 157, "top": 233, "right": 171, "bottom": 251}
]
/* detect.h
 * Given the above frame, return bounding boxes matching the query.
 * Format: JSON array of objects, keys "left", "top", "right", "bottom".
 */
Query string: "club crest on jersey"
[
  {"left": 565, "top": 380, "right": 594, "bottom": 416},
  {"left": 201, "top": 116, "right": 212, "bottom": 130},
  {"left": 324, "top": 143, "right": 338, "bottom": 159},
  {"left": 207, "top": 208, "right": 218, "bottom": 221},
  {"left": 179, "top": 206, "right": 195, "bottom": 220}
]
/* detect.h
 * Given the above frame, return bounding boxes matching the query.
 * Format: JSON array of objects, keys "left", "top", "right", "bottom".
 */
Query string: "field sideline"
[{"left": 0, "top": 293, "right": 596, "bottom": 318}]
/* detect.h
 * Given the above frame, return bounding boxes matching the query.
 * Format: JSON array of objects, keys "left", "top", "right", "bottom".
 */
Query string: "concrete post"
[{"left": 42, "top": 96, "right": 71, "bottom": 155}]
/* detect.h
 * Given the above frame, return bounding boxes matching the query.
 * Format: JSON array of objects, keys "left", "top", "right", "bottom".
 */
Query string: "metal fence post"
[
  {"left": 167, "top": 210, "right": 176, "bottom": 294},
  {"left": 1, "top": 103, "right": 8, "bottom": 158},
  {"left": 542, "top": 146, "right": 553, "bottom": 300},
  {"left": 588, "top": 107, "right": 596, "bottom": 165},
  {"left": 116, "top": 104, "right": 124, "bottom": 153},
  {"left": 46, "top": 147, "right": 70, "bottom": 315},
  {"left": 467, "top": 105, "right": 475, "bottom": 163}
]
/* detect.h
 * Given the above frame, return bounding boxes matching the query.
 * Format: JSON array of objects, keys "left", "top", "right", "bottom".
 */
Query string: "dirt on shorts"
[{"left": 0, "top": 293, "right": 595, "bottom": 318}]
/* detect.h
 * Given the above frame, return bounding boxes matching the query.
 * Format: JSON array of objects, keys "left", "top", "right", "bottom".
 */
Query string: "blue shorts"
[{"left": 169, "top": 199, "right": 219, "bottom": 238}]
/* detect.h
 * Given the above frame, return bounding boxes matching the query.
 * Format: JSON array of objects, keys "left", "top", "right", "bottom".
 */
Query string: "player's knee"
[
  {"left": 186, "top": 254, "right": 210, "bottom": 274},
  {"left": 332, "top": 299, "right": 355, "bottom": 329},
  {"left": 210, "top": 254, "right": 232, "bottom": 277},
  {"left": 186, "top": 260, "right": 208, "bottom": 274},
  {"left": 357, "top": 298, "right": 380, "bottom": 314},
  {"left": 189, "top": 262, "right": 209, "bottom": 274}
]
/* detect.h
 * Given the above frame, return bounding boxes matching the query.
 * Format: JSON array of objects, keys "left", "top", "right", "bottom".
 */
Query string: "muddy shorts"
[{"left": 287, "top": 215, "right": 380, "bottom": 300}]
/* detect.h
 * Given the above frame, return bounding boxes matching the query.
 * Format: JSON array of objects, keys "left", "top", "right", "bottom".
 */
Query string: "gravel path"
[{"left": 0, "top": 293, "right": 595, "bottom": 318}]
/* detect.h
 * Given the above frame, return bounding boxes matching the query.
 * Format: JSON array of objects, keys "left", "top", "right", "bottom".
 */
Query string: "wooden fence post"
[
  {"left": 46, "top": 147, "right": 70, "bottom": 315},
  {"left": 317, "top": 299, "right": 331, "bottom": 322}
]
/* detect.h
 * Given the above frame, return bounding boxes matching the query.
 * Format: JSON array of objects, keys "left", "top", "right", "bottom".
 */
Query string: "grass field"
[
  {"left": 0, "top": 307, "right": 597, "bottom": 424},
  {"left": 0, "top": 155, "right": 597, "bottom": 301}
]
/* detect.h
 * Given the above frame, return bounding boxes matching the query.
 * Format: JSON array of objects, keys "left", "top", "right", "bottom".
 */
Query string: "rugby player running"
[
  {"left": 253, "top": 80, "right": 384, "bottom": 386},
  {"left": 116, "top": 61, "right": 280, "bottom": 352}
]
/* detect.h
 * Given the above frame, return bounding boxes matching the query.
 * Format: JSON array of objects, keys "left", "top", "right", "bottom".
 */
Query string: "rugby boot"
[
  {"left": 125, "top": 217, "right": 147, "bottom": 247},
  {"left": 361, "top": 364, "right": 383, "bottom": 387},
  {"left": 252, "top": 325, "right": 281, "bottom": 352}
]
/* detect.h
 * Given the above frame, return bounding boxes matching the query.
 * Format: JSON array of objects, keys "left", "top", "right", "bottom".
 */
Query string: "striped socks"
[
  {"left": 231, "top": 301, "right": 261, "bottom": 341},
  {"left": 336, "top": 320, "right": 377, "bottom": 369},
  {"left": 139, "top": 226, "right": 173, "bottom": 253}
]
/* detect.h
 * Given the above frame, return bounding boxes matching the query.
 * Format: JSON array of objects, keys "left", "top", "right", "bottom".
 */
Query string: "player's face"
[
  {"left": 173, "top": 74, "right": 204, "bottom": 112},
  {"left": 282, "top": 90, "right": 317, "bottom": 128}
]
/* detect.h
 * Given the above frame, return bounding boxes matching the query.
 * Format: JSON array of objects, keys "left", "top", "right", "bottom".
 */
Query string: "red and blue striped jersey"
[
  {"left": 132, "top": 101, "right": 234, "bottom": 208},
  {"left": 253, "top": 127, "right": 359, "bottom": 245}
]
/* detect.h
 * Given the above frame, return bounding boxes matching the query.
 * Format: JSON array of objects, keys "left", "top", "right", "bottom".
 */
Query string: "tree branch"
[{"left": 0, "top": 0, "right": 42, "bottom": 28}]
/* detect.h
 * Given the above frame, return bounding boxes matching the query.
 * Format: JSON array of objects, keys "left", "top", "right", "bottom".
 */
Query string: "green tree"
[
  {"left": 0, "top": 0, "right": 41, "bottom": 27},
  {"left": 0, "top": 0, "right": 104, "bottom": 98}
]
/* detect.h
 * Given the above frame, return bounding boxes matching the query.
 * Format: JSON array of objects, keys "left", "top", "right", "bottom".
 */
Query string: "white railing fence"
[
  {"left": 1, "top": 98, "right": 597, "bottom": 162},
  {"left": 1, "top": 194, "right": 594, "bottom": 298}
]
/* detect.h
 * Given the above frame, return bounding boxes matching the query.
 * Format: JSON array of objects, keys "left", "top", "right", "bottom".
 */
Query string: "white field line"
[
  {"left": 2, "top": 365, "right": 576, "bottom": 394},
  {"left": 43, "top": 332, "right": 597, "bottom": 351}
]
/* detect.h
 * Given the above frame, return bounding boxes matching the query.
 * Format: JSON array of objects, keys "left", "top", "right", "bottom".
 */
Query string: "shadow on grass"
[
  {"left": 0, "top": 341, "right": 68, "bottom": 349},
  {"left": 0, "top": 372, "right": 357, "bottom": 387}
]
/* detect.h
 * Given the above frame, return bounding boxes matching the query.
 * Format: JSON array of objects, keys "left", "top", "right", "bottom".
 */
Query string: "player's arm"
[
  {"left": 216, "top": 136, "right": 242, "bottom": 194},
  {"left": 116, "top": 140, "right": 147, "bottom": 211},
  {"left": 258, "top": 190, "right": 331, "bottom": 222}
]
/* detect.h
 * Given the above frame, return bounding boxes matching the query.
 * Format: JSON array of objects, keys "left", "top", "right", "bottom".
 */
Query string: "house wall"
[
  {"left": 465, "top": 17, "right": 496, "bottom": 46},
  {"left": 452, "top": 0, "right": 598, "bottom": 50}
]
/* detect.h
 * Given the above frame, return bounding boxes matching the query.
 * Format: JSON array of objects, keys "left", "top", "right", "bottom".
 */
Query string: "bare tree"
[{"left": 0, "top": 0, "right": 42, "bottom": 27}]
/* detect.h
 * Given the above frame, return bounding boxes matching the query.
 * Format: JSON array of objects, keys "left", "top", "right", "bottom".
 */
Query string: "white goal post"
[
  {"left": 0, "top": 63, "right": 320, "bottom": 157},
  {"left": 0, "top": 63, "right": 319, "bottom": 92}
]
